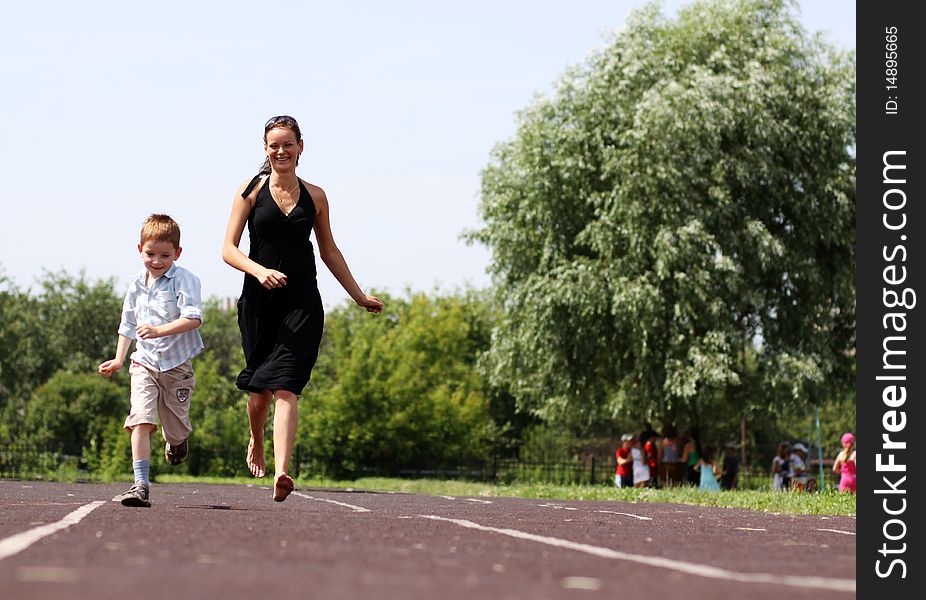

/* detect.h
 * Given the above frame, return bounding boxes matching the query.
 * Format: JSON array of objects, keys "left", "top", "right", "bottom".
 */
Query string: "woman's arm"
[
  {"left": 309, "top": 184, "right": 383, "bottom": 312},
  {"left": 221, "top": 178, "right": 288, "bottom": 289}
]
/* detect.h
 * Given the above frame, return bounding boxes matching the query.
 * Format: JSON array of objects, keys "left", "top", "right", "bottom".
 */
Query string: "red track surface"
[{"left": 0, "top": 481, "right": 855, "bottom": 599}]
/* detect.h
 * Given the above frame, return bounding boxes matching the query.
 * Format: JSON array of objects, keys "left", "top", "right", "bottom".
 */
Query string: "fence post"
[
  {"left": 741, "top": 413, "right": 747, "bottom": 469},
  {"left": 590, "top": 457, "right": 596, "bottom": 485},
  {"left": 816, "top": 406, "right": 824, "bottom": 490}
]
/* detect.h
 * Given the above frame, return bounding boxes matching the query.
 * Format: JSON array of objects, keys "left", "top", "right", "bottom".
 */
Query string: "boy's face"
[{"left": 139, "top": 240, "right": 181, "bottom": 279}]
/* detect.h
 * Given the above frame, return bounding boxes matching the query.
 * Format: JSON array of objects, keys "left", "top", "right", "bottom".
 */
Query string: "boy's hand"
[
  {"left": 136, "top": 324, "right": 161, "bottom": 340},
  {"left": 98, "top": 359, "right": 123, "bottom": 378}
]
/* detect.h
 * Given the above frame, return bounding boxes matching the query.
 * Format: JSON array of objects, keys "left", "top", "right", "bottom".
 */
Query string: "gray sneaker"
[
  {"left": 117, "top": 482, "right": 151, "bottom": 507},
  {"left": 165, "top": 439, "right": 188, "bottom": 466}
]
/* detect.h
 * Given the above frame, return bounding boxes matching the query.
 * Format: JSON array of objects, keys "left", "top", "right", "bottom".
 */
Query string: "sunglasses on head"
[{"left": 264, "top": 115, "right": 298, "bottom": 129}]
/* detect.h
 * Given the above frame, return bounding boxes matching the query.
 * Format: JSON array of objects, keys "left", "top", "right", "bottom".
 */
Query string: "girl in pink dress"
[{"left": 833, "top": 432, "right": 856, "bottom": 493}]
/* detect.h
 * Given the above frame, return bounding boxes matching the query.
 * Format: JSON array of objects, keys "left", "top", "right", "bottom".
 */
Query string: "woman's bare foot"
[
  {"left": 246, "top": 435, "right": 265, "bottom": 478},
  {"left": 273, "top": 473, "right": 294, "bottom": 502}
]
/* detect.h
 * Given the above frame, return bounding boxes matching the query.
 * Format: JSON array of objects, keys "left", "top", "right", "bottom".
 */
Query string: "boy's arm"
[
  {"left": 98, "top": 334, "right": 134, "bottom": 377},
  {"left": 137, "top": 271, "right": 203, "bottom": 339},
  {"left": 99, "top": 283, "right": 137, "bottom": 377},
  {"left": 136, "top": 317, "right": 201, "bottom": 340}
]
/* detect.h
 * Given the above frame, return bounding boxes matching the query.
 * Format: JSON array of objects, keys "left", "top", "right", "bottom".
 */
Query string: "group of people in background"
[
  {"left": 770, "top": 440, "right": 809, "bottom": 491},
  {"left": 769, "top": 432, "right": 856, "bottom": 494},
  {"left": 614, "top": 424, "right": 739, "bottom": 492},
  {"left": 615, "top": 426, "right": 857, "bottom": 494}
]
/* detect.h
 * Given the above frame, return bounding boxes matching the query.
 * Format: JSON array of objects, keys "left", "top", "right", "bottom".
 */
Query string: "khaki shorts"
[{"left": 124, "top": 360, "right": 195, "bottom": 446}]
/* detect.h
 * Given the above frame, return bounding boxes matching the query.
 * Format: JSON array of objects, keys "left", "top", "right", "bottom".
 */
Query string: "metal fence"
[
  {"left": 354, "top": 457, "right": 616, "bottom": 486},
  {"left": 0, "top": 444, "right": 88, "bottom": 481},
  {"left": 0, "top": 444, "right": 845, "bottom": 490},
  {"left": 1, "top": 443, "right": 616, "bottom": 485}
]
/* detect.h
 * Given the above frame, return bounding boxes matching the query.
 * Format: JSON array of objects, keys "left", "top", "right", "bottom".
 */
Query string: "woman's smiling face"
[{"left": 264, "top": 126, "right": 303, "bottom": 172}]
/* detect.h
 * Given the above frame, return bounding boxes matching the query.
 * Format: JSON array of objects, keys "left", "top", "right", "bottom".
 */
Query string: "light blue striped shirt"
[{"left": 118, "top": 264, "right": 205, "bottom": 372}]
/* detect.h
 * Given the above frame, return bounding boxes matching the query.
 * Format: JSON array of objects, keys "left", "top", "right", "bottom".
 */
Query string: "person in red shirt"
[
  {"left": 642, "top": 432, "right": 659, "bottom": 488},
  {"left": 615, "top": 433, "right": 634, "bottom": 488}
]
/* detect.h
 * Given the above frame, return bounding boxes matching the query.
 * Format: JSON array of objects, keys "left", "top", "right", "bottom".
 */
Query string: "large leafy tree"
[{"left": 467, "top": 0, "right": 855, "bottom": 428}]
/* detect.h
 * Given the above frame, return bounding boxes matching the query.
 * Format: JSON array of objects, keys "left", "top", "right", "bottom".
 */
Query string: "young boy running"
[{"left": 98, "top": 214, "right": 204, "bottom": 507}]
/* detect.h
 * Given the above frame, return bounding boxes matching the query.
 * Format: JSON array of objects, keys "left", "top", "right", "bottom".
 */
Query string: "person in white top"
[
  {"left": 771, "top": 441, "right": 791, "bottom": 491},
  {"left": 789, "top": 442, "right": 809, "bottom": 491},
  {"left": 631, "top": 435, "right": 651, "bottom": 488}
]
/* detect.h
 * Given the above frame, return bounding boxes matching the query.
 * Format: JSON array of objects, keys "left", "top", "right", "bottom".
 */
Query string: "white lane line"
[
  {"left": 539, "top": 503, "right": 579, "bottom": 511},
  {"left": 437, "top": 495, "right": 456, "bottom": 500},
  {"left": 594, "top": 510, "right": 652, "bottom": 521},
  {"left": 562, "top": 576, "right": 602, "bottom": 590},
  {"left": 420, "top": 515, "right": 855, "bottom": 593},
  {"left": 735, "top": 527, "right": 767, "bottom": 532},
  {"left": 464, "top": 498, "right": 493, "bottom": 504},
  {"left": 291, "top": 492, "right": 371, "bottom": 513},
  {"left": 0, "top": 501, "right": 106, "bottom": 561},
  {"left": 816, "top": 528, "right": 856, "bottom": 536}
]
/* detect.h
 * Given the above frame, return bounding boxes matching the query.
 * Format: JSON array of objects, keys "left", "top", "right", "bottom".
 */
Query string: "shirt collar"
[{"left": 136, "top": 263, "right": 179, "bottom": 285}]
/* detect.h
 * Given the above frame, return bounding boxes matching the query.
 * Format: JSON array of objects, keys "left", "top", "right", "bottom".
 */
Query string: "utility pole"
[
  {"left": 816, "top": 406, "right": 824, "bottom": 489},
  {"left": 741, "top": 413, "right": 747, "bottom": 468}
]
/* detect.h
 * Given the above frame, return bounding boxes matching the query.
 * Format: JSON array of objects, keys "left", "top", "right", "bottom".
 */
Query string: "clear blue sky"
[{"left": 0, "top": 1, "right": 855, "bottom": 309}]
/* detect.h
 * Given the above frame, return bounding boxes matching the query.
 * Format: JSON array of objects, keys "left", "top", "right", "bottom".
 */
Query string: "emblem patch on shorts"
[{"left": 176, "top": 388, "right": 191, "bottom": 403}]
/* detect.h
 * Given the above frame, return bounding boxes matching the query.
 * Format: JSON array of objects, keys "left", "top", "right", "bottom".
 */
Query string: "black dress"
[{"left": 236, "top": 176, "right": 325, "bottom": 395}]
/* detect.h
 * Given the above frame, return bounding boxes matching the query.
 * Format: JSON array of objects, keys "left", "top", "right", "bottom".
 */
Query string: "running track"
[{"left": 0, "top": 481, "right": 855, "bottom": 599}]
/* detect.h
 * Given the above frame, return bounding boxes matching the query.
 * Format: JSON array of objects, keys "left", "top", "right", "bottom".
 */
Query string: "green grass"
[{"left": 153, "top": 474, "right": 856, "bottom": 517}]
